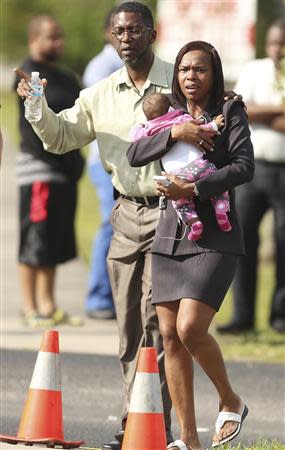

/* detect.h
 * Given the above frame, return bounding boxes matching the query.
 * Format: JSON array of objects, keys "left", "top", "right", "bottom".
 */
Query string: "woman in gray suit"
[{"left": 127, "top": 41, "right": 254, "bottom": 450}]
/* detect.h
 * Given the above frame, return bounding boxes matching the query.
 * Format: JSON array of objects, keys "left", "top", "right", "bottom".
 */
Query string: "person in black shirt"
[{"left": 14, "top": 15, "right": 84, "bottom": 327}]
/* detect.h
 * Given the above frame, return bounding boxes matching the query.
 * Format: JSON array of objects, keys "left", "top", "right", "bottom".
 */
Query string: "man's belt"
[{"left": 121, "top": 195, "right": 159, "bottom": 206}]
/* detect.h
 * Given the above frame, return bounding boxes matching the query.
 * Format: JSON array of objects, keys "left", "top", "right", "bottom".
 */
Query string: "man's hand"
[
  {"left": 224, "top": 90, "right": 243, "bottom": 101},
  {"left": 170, "top": 120, "right": 214, "bottom": 153},
  {"left": 14, "top": 68, "right": 47, "bottom": 100}
]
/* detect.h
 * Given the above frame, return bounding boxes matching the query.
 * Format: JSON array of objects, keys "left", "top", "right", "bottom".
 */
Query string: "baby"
[{"left": 130, "top": 92, "right": 231, "bottom": 241}]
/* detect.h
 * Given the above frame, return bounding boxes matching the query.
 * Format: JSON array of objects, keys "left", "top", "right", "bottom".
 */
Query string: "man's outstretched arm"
[{"left": 14, "top": 68, "right": 96, "bottom": 154}]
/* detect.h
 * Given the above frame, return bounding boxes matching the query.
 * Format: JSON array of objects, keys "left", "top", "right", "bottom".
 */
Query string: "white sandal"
[
  {"left": 212, "top": 404, "right": 248, "bottom": 447},
  {"left": 167, "top": 439, "right": 192, "bottom": 450}
]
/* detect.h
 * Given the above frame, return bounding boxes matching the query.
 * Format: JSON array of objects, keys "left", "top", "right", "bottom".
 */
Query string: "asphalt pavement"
[{"left": 1, "top": 135, "right": 284, "bottom": 449}]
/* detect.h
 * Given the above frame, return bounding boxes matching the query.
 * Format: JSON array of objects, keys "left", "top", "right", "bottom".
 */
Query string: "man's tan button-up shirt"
[{"left": 32, "top": 56, "right": 174, "bottom": 196}]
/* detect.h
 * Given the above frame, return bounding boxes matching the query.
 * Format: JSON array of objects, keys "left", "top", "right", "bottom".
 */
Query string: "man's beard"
[
  {"left": 42, "top": 51, "right": 61, "bottom": 62},
  {"left": 121, "top": 47, "right": 148, "bottom": 69}
]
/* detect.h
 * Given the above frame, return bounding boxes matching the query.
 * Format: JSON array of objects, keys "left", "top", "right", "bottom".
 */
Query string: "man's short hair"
[
  {"left": 28, "top": 15, "right": 60, "bottom": 40},
  {"left": 112, "top": 1, "right": 154, "bottom": 28}
]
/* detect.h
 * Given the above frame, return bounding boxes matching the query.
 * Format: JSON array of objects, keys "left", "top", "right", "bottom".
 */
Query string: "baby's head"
[{"left": 142, "top": 93, "right": 172, "bottom": 121}]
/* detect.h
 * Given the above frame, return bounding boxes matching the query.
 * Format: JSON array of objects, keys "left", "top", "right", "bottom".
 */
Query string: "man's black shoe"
[
  {"left": 102, "top": 438, "right": 121, "bottom": 450},
  {"left": 102, "top": 429, "right": 173, "bottom": 450},
  {"left": 102, "top": 430, "right": 124, "bottom": 450},
  {"left": 271, "top": 318, "right": 285, "bottom": 333},
  {"left": 216, "top": 321, "right": 254, "bottom": 335},
  {"left": 114, "top": 430, "right": 124, "bottom": 444}
]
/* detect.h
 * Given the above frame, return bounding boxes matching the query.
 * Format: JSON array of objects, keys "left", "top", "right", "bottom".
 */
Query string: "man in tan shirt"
[
  {"left": 17, "top": 4, "right": 171, "bottom": 449},
  {"left": 16, "top": 2, "right": 214, "bottom": 449}
]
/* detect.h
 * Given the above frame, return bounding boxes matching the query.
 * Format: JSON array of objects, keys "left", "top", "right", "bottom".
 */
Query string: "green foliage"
[
  {"left": 3, "top": 0, "right": 285, "bottom": 74},
  {"left": 2, "top": 0, "right": 157, "bottom": 76}
]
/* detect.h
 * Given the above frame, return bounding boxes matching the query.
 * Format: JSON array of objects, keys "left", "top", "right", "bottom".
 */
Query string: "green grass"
[
  {"left": 82, "top": 441, "right": 285, "bottom": 450},
  {"left": 221, "top": 441, "right": 284, "bottom": 450},
  {"left": 81, "top": 443, "right": 284, "bottom": 450},
  {"left": 214, "top": 263, "right": 285, "bottom": 363},
  {"left": 2, "top": 89, "right": 284, "bottom": 366}
]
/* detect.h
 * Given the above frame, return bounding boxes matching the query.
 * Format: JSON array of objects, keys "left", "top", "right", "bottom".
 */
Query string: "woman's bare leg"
[
  {"left": 156, "top": 302, "right": 203, "bottom": 450},
  {"left": 177, "top": 299, "right": 244, "bottom": 444}
]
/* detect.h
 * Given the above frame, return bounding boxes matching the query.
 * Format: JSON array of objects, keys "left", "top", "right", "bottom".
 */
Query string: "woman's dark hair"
[
  {"left": 112, "top": 1, "right": 154, "bottom": 28},
  {"left": 172, "top": 41, "right": 224, "bottom": 112}
]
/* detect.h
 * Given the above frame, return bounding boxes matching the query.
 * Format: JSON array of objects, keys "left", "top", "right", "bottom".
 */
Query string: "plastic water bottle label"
[{"left": 30, "top": 83, "right": 43, "bottom": 97}]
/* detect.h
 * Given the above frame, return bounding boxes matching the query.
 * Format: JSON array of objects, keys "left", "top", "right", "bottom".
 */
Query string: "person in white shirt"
[{"left": 217, "top": 18, "right": 285, "bottom": 335}]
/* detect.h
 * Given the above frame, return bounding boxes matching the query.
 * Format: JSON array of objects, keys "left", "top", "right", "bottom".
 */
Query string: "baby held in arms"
[{"left": 130, "top": 92, "right": 231, "bottom": 241}]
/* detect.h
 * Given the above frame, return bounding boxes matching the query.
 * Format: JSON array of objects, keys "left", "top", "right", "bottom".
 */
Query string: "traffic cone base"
[
  {"left": 0, "top": 433, "right": 84, "bottom": 449},
  {"left": 0, "top": 330, "right": 85, "bottom": 448},
  {"left": 123, "top": 413, "right": 166, "bottom": 450}
]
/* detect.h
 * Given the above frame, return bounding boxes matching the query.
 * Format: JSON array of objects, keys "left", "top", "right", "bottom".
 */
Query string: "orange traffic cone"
[
  {"left": 122, "top": 347, "right": 167, "bottom": 450},
  {"left": 0, "top": 330, "right": 85, "bottom": 448}
]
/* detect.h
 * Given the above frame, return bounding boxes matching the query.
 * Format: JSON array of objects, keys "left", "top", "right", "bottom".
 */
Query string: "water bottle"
[{"left": 24, "top": 72, "right": 43, "bottom": 122}]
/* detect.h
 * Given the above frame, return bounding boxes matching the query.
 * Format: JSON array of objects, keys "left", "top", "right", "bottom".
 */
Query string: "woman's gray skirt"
[{"left": 152, "top": 251, "right": 238, "bottom": 311}]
